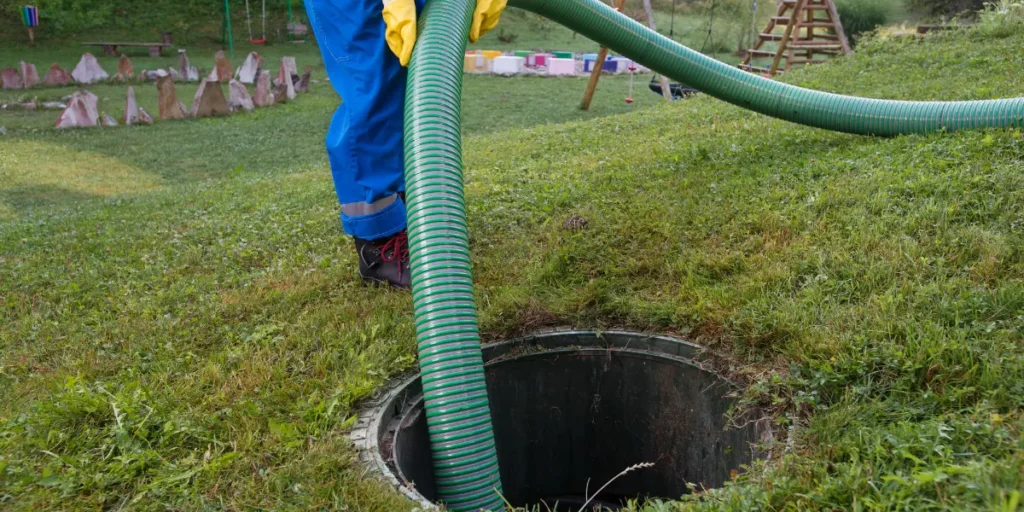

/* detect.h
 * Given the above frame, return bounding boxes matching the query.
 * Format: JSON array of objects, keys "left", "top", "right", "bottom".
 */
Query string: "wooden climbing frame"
[{"left": 739, "top": 0, "right": 852, "bottom": 77}]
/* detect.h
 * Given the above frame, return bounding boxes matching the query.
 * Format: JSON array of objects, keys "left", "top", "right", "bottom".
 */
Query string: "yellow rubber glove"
[
  {"left": 469, "top": 0, "right": 507, "bottom": 43},
  {"left": 382, "top": 0, "right": 417, "bottom": 66}
]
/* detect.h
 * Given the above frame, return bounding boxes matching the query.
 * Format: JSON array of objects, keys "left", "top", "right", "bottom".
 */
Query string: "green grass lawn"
[
  {"left": 0, "top": 28, "right": 674, "bottom": 216},
  {"left": 0, "top": 73, "right": 670, "bottom": 217},
  {"left": 2, "top": 16, "right": 1024, "bottom": 512}
]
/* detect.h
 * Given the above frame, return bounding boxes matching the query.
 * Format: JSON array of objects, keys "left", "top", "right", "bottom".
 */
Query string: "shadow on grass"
[
  {"left": 12, "top": 94, "right": 335, "bottom": 186},
  {"left": 1, "top": 183, "right": 102, "bottom": 214}
]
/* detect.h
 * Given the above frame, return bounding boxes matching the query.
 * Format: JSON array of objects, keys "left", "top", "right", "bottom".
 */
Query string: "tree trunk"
[{"left": 641, "top": 0, "right": 673, "bottom": 102}]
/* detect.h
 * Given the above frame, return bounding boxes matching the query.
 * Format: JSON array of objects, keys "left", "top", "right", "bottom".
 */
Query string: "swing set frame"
[
  {"left": 581, "top": 0, "right": 706, "bottom": 109},
  {"left": 221, "top": 0, "right": 301, "bottom": 58},
  {"left": 246, "top": 0, "right": 268, "bottom": 45}
]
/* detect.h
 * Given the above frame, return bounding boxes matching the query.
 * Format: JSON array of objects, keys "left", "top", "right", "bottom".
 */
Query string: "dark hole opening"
[{"left": 378, "top": 332, "right": 766, "bottom": 510}]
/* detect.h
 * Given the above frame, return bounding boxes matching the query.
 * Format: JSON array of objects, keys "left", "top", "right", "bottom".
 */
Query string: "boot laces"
[{"left": 379, "top": 231, "right": 410, "bottom": 280}]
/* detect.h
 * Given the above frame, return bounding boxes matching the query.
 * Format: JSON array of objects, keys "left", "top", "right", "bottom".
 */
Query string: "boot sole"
[{"left": 361, "top": 275, "right": 410, "bottom": 291}]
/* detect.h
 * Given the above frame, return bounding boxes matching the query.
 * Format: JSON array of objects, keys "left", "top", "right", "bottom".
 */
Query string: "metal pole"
[
  {"left": 670, "top": 0, "right": 677, "bottom": 38},
  {"left": 641, "top": 0, "right": 673, "bottom": 101},
  {"left": 287, "top": 0, "right": 294, "bottom": 41},
  {"left": 245, "top": 0, "right": 254, "bottom": 42},
  {"left": 223, "top": 0, "right": 234, "bottom": 58}
]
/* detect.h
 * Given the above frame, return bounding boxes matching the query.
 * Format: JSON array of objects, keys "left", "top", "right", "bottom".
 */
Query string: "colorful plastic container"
[
  {"left": 526, "top": 53, "right": 553, "bottom": 67},
  {"left": 609, "top": 57, "right": 632, "bottom": 73},
  {"left": 547, "top": 58, "right": 576, "bottom": 76},
  {"left": 493, "top": 56, "right": 526, "bottom": 75},
  {"left": 463, "top": 53, "right": 487, "bottom": 72}
]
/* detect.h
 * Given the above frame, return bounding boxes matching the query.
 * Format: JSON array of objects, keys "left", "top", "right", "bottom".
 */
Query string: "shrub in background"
[
  {"left": 835, "top": 0, "right": 897, "bottom": 41},
  {"left": 907, "top": 0, "right": 985, "bottom": 17},
  {"left": 1, "top": 0, "right": 305, "bottom": 37},
  {"left": 977, "top": 0, "right": 1024, "bottom": 36}
]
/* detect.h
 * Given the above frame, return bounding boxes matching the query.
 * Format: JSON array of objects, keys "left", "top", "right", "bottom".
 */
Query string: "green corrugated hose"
[
  {"left": 514, "top": 0, "right": 1024, "bottom": 135},
  {"left": 403, "top": 0, "right": 1024, "bottom": 510},
  {"left": 403, "top": 1, "right": 506, "bottom": 511}
]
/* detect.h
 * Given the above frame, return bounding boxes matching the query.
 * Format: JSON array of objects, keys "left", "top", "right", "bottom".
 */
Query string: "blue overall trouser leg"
[{"left": 304, "top": 0, "right": 422, "bottom": 240}]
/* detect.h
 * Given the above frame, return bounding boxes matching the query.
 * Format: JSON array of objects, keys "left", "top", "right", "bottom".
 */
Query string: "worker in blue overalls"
[{"left": 304, "top": 0, "right": 505, "bottom": 289}]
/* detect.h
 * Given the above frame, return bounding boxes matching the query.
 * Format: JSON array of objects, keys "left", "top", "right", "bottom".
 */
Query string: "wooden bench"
[
  {"left": 83, "top": 33, "right": 173, "bottom": 57},
  {"left": 917, "top": 24, "right": 957, "bottom": 34},
  {"left": 83, "top": 42, "right": 171, "bottom": 57}
]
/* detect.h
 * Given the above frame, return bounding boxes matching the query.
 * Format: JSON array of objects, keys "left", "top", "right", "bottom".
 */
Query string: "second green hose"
[{"left": 511, "top": 0, "right": 1024, "bottom": 136}]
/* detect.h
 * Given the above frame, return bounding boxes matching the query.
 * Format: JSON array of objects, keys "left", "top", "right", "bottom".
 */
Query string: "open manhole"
[{"left": 352, "top": 330, "right": 770, "bottom": 510}]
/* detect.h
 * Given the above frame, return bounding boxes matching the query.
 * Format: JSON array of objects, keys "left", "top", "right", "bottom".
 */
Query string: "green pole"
[
  {"left": 223, "top": 0, "right": 234, "bottom": 58},
  {"left": 287, "top": 0, "right": 294, "bottom": 41}
]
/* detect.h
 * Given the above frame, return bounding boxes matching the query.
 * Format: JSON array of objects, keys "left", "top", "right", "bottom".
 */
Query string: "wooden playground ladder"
[{"left": 739, "top": 0, "right": 852, "bottom": 77}]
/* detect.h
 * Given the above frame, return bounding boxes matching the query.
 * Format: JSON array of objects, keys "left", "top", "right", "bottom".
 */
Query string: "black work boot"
[{"left": 354, "top": 231, "right": 411, "bottom": 290}]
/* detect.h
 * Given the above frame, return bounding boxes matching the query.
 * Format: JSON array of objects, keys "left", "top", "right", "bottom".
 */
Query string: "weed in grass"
[{"left": 978, "top": 0, "right": 1024, "bottom": 36}]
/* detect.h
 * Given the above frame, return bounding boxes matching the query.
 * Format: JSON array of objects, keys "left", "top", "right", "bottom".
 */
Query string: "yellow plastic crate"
[{"left": 463, "top": 54, "right": 487, "bottom": 72}]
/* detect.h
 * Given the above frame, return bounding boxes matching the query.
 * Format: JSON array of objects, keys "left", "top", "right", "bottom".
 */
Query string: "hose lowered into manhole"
[
  {"left": 402, "top": 1, "right": 505, "bottom": 510},
  {"left": 402, "top": 1, "right": 1024, "bottom": 511}
]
